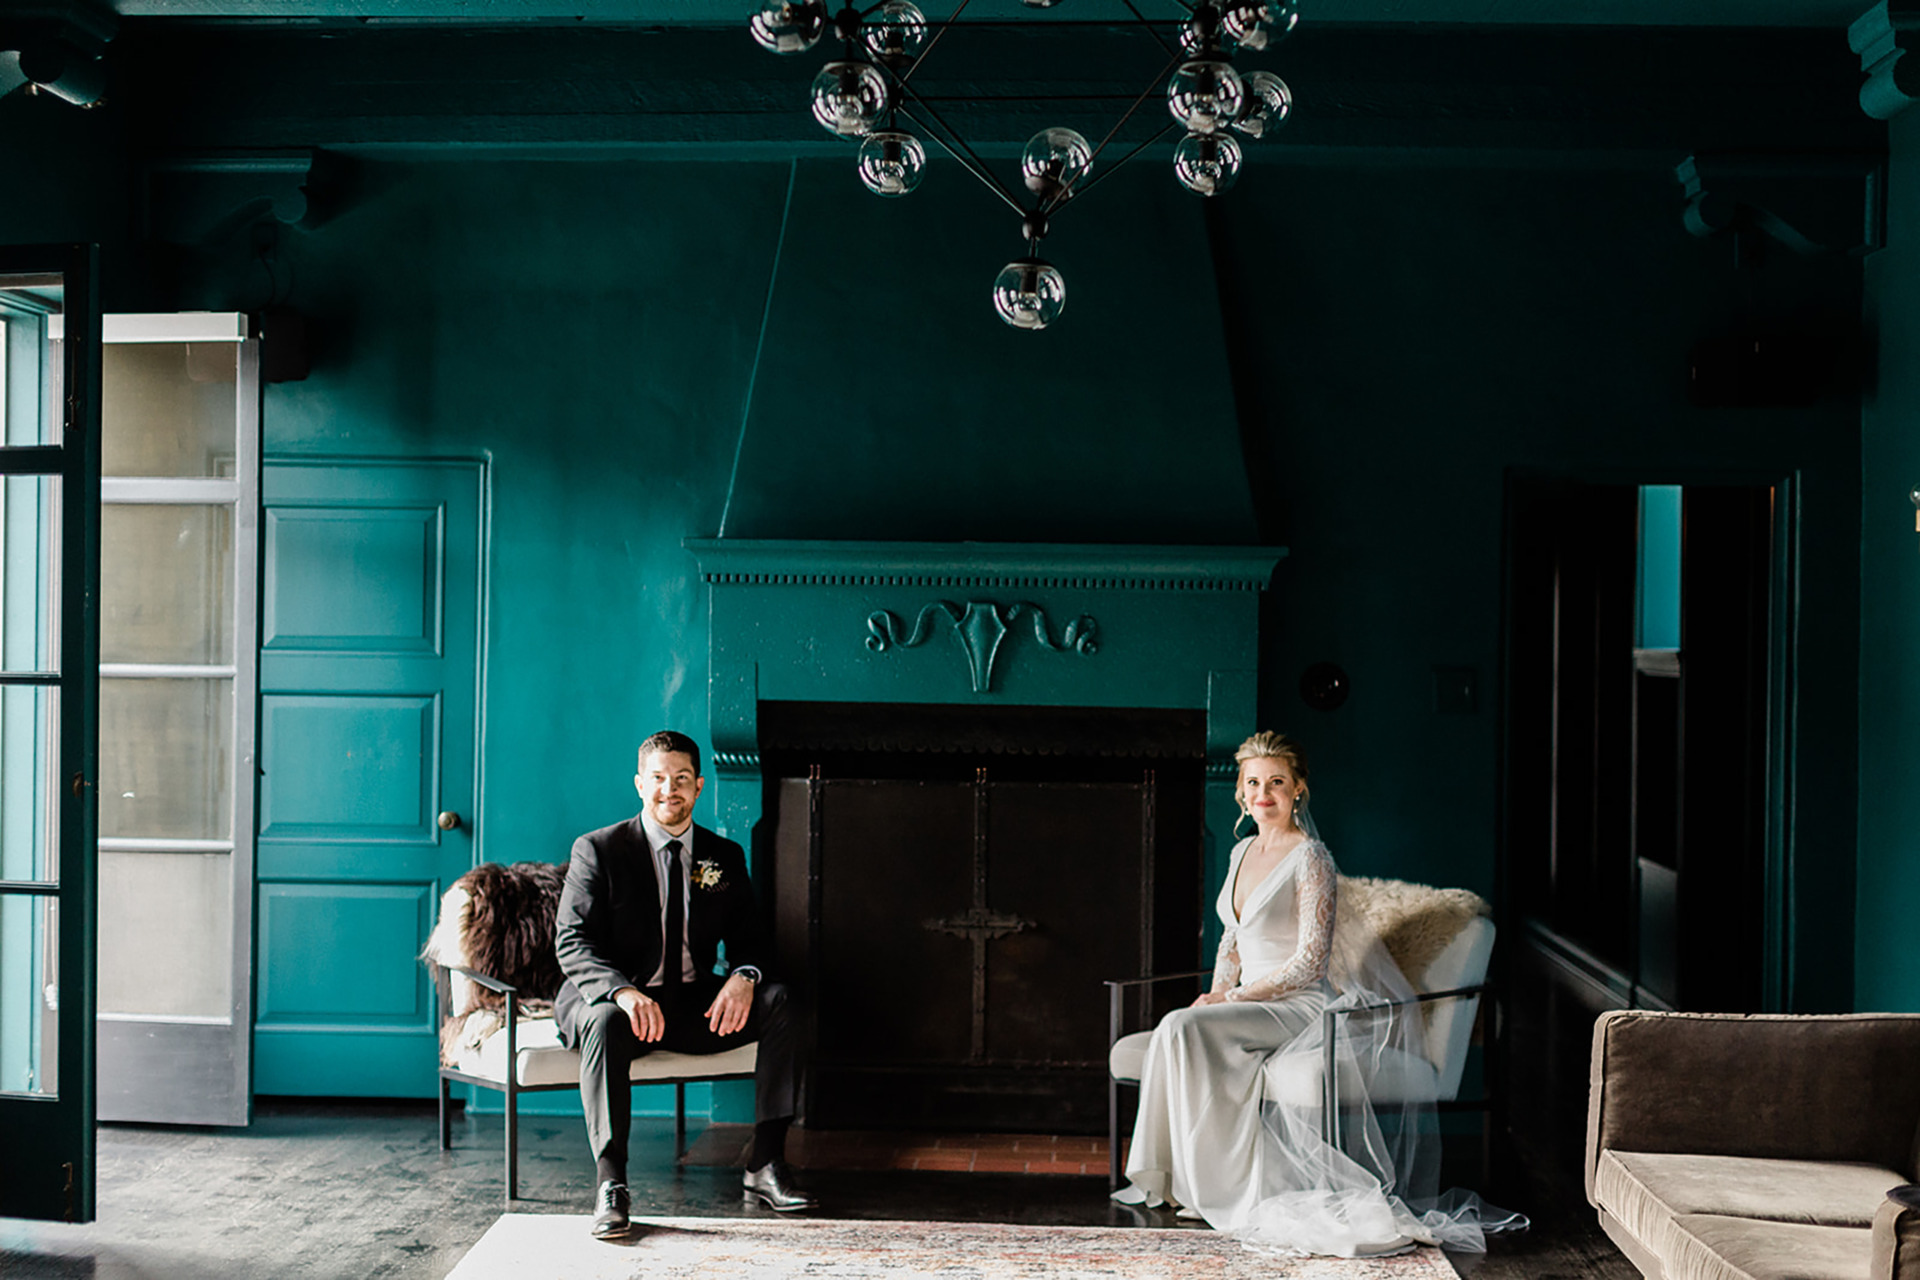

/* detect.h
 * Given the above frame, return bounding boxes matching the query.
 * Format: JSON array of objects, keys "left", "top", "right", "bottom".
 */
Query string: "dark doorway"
[
  {"left": 757, "top": 702, "right": 1206, "bottom": 1134},
  {"left": 1501, "top": 474, "right": 1787, "bottom": 1180}
]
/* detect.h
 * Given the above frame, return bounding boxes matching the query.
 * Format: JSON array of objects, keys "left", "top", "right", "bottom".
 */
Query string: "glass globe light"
[
  {"left": 1020, "top": 128, "right": 1094, "bottom": 199},
  {"left": 857, "top": 130, "right": 927, "bottom": 196},
  {"left": 1233, "top": 70, "right": 1292, "bottom": 138},
  {"left": 1173, "top": 131, "right": 1244, "bottom": 195},
  {"left": 1021, "top": 0, "right": 1064, "bottom": 10},
  {"left": 862, "top": 0, "right": 929, "bottom": 66},
  {"left": 810, "top": 61, "right": 890, "bottom": 138},
  {"left": 992, "top": 258, "right": 1066, "bottom": 330},
  {"left": 1168, "top": 60, "right": 1246, "bottom": 135},
  {"left": 749, "top": 0, "right": 827, "bottom": 53},
  {"left": 1220, "top": 0, "right": 1299, "bottom": 50}
]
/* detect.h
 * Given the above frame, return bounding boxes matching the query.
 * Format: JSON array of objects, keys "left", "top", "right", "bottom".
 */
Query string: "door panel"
[
  {"left": 0, "top": 246, "right": 101, "bottom": 1222},
  {"left": 95, "top": 316, "right": 259, "bottom": 1127},
  {"left": 253, "top": 459, "right": 480, "bottom": 1097}
]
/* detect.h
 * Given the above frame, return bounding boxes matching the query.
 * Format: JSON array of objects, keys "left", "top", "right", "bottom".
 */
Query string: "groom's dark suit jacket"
[{"left": 552, "top": 815, "right": 766, "bottom": 1045}]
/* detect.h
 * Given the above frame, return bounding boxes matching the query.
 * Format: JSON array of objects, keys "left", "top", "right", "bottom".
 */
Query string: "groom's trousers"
[{"left": 561, "top": 977, "right": 801, "bottom": 1174}]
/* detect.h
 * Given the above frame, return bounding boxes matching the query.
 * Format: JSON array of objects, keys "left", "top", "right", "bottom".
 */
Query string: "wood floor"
[
  {"left": 0, "top": 1096, "right": 1635, "bottom": 1280},
  {"left": 0, "top": 950, "right": 1638, "bottom": 1279}
]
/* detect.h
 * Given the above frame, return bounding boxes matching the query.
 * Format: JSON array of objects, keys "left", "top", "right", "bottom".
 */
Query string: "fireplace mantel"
[{"left": 684, "top": 539, "right": 1286, "bottom": 880}]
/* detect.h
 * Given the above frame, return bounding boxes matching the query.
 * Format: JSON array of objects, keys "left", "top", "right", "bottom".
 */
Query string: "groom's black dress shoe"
[
  {"left": 743, "top": 1160, "right": 818, "bottom": 1212},
  {"left": 591, "top": 1180, "right": 632, "bottom": 1239}
]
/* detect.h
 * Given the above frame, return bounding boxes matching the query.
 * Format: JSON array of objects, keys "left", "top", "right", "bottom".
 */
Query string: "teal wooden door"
[{"left": 254, "top": 459, "right": 483, "bottom": 1096}]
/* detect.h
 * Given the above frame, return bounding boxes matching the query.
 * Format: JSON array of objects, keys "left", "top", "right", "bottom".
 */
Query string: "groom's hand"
[
  {"left": 614, "top": 986, "right": 664, "bottom": 1042},
  {"left": 706, "top": 973, "right": 754, "bottom": 1037}
]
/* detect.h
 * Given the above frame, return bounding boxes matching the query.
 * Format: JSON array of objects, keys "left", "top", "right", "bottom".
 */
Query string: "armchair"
[
  {"left": 421, "top": 861, "right": 757, "bottom": 1205},
  {"left": 1105, "top": 876, "right": 1496, "bottom": 1188}
]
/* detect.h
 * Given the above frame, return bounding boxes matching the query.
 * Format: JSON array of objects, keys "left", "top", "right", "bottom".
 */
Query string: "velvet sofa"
[{"left": 1586, "top": 1010, "right": 1920, "bottom": 1280}]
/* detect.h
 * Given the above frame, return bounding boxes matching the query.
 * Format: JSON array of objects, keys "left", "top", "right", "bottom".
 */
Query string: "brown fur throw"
[
  {"left": 422, "top": 860, "right": 566, "bottom": 1009},
  {"left": 1338, "top": 874, "right": 1491, "bottom": 986}
]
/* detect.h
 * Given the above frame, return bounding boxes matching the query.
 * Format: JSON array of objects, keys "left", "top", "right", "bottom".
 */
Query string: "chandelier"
[{"left": 749, "top": 0, "right": 1298, "bottom": 329}]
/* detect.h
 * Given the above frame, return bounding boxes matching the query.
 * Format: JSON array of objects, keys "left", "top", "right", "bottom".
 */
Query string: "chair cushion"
[
  {"left": 1593, "top": 1149, "right": 1899, "bottom": 1280},
  {"left": 1109, "top": 1028, "right": 1441, "bottom": 1107},
  {"left": 453, "top": 1015, "right": 758, "bottom": 1088}
]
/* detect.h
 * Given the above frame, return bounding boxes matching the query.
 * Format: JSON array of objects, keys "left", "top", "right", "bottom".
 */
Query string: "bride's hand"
[{"left": 1190, "top": 991, "right": 1228, "bottom": 1007}]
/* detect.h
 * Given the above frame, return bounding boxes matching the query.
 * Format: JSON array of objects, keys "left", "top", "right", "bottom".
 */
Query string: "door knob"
[{"left": 437, "top": 811, "right": 462, "bottom": 831}]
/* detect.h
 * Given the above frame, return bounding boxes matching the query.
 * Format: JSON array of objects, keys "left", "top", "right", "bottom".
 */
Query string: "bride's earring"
[{"left": 1233, "top": 807, "right": 1251, "bottom": 839}]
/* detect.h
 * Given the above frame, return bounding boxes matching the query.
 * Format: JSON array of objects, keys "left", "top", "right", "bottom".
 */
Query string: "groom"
[{"left": 554, "top": 729, "right": 815, "bottom": 1240}]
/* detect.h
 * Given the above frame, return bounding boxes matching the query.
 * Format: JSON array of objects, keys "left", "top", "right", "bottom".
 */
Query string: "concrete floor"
[{"left": 0, "top": 1100, "right": 1633, "bottom": 1279}]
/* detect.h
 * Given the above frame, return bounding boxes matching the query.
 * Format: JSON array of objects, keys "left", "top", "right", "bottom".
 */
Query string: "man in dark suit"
[{"left": 554, "top": 729, "right": 815, "bottom": 1240}]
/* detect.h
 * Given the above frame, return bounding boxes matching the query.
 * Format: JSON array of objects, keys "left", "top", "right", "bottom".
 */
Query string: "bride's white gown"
[{"left": 1113, "top": 835, "right": 1522, "bottom": 1258}]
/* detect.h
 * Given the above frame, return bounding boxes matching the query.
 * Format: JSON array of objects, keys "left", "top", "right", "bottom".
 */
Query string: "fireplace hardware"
[
  {"left": 866, "top": 600, "right": 1098, "bottom": 693},
  {"left": 922, "top": 905, "right": 1036, "bottom": 943},
  {"left": 749, "top": 0, "right": 1297, "bottom": 328}
]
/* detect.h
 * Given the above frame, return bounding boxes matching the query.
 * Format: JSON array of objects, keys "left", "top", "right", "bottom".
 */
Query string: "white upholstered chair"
[
  {"left": 1104, "top": 876, "right": 1496, "bottom": 1187},
  {"left": 422, "top": 866, "right": 758, "bottom": 1205}
]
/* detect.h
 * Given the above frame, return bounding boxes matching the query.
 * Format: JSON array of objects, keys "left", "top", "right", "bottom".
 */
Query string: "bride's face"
[{"left": 1240, "top": 758, "right": 1302, "bottom": 831}]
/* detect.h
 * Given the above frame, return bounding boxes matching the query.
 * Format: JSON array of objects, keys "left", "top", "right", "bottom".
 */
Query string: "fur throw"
[
  {"left": 422, "top": 859, "right": 566, "bottom": 1011},
  {"left": 1338, "top": 874, "right": 1491, "bottom": 986}
]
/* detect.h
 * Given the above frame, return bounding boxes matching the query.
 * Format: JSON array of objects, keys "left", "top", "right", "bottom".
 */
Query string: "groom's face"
[{"left": 636, "top": 749, "right": 703, "bottom": 831}]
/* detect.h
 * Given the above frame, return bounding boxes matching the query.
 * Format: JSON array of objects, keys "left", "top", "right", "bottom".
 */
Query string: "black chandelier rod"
[
  {"left": 1045, "top": 43, "right": 1186, "bottom": 213},
  {"left": 896, "top": 97, "right": 1028, "bottom": 216},
  {"left": 895, "top": 0, "right": 975, "bottom": 88},
  {"left": 1054, "top": 118, "right": 1179, "bottom": 206},
  {"left": 1118, "top": 0, "right": 1179, "bottom": 57}
]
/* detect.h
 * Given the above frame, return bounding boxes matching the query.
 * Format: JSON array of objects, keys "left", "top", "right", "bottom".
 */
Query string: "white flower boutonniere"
[{"left": 692, "top": 859, "right": 726, "bottom": 892}]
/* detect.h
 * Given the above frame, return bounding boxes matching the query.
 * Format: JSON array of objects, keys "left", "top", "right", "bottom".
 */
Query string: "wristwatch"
[{"left": 731, "top": 965, "right": 762, "bottom": 985}]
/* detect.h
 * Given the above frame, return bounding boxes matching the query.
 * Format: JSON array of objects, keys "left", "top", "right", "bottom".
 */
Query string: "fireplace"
[
  {"left": 685, "top": 539, "right": 1283, "bottom": 1131},
  {"left": 760, "top": 701, "right": 1204, "bottom": 1130}
]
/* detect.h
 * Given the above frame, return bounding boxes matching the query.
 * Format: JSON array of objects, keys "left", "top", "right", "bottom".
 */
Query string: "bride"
[{"left": 1111, "top": 731, "right": 1524, "bottom": 1258}]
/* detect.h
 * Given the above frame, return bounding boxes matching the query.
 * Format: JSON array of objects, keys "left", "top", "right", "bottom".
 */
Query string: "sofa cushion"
[
  {"left": 1597, "top": 1150, "right": 1906, "bottom": 1232},
  {"left": 1665, "top": 1213, "right": 1872, "bottom": 1280},
  {"left": 453, "top": 1014, "right": 758, "bottom": 1088}
]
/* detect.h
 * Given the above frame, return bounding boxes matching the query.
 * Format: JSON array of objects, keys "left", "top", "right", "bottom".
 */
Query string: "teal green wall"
[
  {"left": 1859, "top": 114, "right": 1920, "bottom": 1014},
  {"left": 1213, "top": 164, "right": 1861, "bottom": 1006}
]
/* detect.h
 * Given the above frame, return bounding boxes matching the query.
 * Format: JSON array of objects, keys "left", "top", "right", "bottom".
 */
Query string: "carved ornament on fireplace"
[{"left": 865, "top": 600, "right": 1099, "bottom": 694}]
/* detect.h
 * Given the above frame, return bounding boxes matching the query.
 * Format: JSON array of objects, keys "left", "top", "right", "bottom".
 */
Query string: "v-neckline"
[{"left": 1229, "top": 835, "right": 1307, "bottom": 924}]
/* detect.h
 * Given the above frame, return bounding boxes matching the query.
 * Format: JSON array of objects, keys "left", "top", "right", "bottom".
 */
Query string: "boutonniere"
[{"left": 692, "top": 859, "right": 726, "bottom": 892}]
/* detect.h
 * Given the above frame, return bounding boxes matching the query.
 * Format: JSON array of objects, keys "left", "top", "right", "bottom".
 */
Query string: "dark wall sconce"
[{"left": 1299, "top": 662, "right": 1349, "bottom": 712}]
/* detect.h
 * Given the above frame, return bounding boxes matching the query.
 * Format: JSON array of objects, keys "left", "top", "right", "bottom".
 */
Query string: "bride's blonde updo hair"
[{"left": 1234, "top": 730, "right": 1310, "bottom": 816}]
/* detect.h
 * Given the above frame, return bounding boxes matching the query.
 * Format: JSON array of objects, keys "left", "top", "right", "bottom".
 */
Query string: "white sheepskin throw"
[{"left": 1337, "top": 875, "right": 1491, "bottom": 987}]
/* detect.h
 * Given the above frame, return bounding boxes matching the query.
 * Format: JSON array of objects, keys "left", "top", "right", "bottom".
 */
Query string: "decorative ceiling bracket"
[
  {"left": 1852, "top": 0, "right": 1920, "bottom": 119},
  {"left": 866, "top": 600, "right": 1099, "bottom": 694},
  {"left": 140, "top": 150, "right": 346, "bottom": 245},
  {"left": 1676, "top": 153, "right": 1885, "bottom": 258}
]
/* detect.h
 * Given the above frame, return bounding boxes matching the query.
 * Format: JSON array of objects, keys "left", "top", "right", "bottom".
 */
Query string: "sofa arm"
[
  {"left": 1586, "top": 1011, "right": 1920, "bottom": 1207},
  {"left": 1875, "top": 1186, "right": 1920, "bottom": 1280}
]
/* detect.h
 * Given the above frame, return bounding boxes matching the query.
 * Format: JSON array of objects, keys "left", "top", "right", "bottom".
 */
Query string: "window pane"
[
  {"left": 101, "top": 342, "right": 238, "bottom": 478},
  {"left": 0, "top": 685, "right": 59, "bottom": 884},
  {"left": 0, "top": 474, "right": 60, "bottom": 673},
  {"left": 98, "top": 852, "right": 231, "bottom": 1019},
  {"left": 101, "top": 504, "right": 236, "bottom": 666},
  {"left": 0, "top": 273, "right": 64, "bottom": 447},
  {"left": 0, "top": 893, "right": 58, "bottom": 1096},
  {"left": 99, "top": 678, "right": 233, "bottom": 841}
]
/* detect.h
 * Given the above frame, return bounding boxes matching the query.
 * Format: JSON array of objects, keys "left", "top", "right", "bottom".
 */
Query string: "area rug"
[{"left": 444, "top": 1214, "right": 1460, "bottom": 1279}]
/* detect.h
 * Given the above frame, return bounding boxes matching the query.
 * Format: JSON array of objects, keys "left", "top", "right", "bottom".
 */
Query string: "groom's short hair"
[{"left": 638, "top": 729, "right": 702, "bottom": 777}]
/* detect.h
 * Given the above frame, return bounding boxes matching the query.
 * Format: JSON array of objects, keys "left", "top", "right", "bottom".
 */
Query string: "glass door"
[
  {"left": 0, "top": 245, "right": 101, "bottom": 1223},
  {"left": 95, "top": 314, "right": 259, "bottom": 1126}
]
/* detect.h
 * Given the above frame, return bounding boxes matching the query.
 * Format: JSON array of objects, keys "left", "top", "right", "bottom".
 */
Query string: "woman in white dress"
[{"left": 1112, "top": 731, "right": 1522, "bottom": 1258}]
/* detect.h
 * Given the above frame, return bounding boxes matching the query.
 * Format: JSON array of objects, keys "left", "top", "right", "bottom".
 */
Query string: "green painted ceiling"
[{"left": 106, "top": 0, "right": 1867, "bottom": 26}]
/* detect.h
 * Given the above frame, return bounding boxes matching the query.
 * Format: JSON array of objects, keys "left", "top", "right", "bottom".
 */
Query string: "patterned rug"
[{"left": 444, "top": 1214, "right": 1461, "bottom": 1279}]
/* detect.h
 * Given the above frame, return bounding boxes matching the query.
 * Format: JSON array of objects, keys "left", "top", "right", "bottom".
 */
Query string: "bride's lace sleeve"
[
  {"left": 1211, "top": 926, "right": 1242, "bottom": 994},
  {"left": 1225, "top": 844, "right": 1337, "bottom": 1002}
]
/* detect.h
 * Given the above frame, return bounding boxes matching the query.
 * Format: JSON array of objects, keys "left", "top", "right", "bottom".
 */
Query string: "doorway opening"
[{"left": 1500, "top": 473, "right": 1792, "bottom": 1181}]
